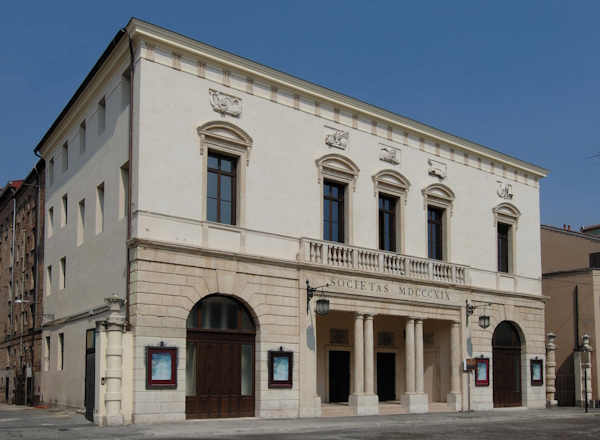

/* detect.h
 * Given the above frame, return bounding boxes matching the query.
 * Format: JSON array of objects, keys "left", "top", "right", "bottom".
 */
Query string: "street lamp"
[
  {"left": 14, "top": 299, "right": 54, "bottom": 322},
  {"left": 306, "top": 279, "right": 330, "bottom": 315},
  {"left": 465, "top": 300, "right": 491, "bottom": 329}
]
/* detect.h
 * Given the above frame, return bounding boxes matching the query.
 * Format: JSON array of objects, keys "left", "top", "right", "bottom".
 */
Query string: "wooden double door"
[
  {"left": 493, "top": 348, "right": 522, "bottom": 407},
  {"left": 186, "top": 332, "right": 255, "bottom": 419}
]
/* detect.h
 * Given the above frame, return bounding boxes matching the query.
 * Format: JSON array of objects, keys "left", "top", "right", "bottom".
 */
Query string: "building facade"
[
  {"left": 0, "top": 160, "right": 45, "bottom": 405},
  {"left": 542, "top": 224, "right": 600, "bottom": 406},
  {"left": 36, "top": 19, "right": 548, "bottom": 424}
]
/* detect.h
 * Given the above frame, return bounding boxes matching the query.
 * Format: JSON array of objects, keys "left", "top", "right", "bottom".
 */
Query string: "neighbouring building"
[
  {"left": 542, "top": 224, "right": 600, "bottom": 407},
  {"left": 36, "top": 18, "right": 549, "bottom": 425},
  {"left": 0, "top": 160, "right": 45, "bottom": 405}
]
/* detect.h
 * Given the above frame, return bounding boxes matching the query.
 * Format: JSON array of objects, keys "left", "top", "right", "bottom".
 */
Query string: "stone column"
[
  {"left": 415, "top": 319, "right": 424, "bottom": 395},
  {"left": 103, "top": 294, "right": 126, "bottom": 426},
  {"left": 349, "top": 313, "right": 378, "bottom": 416},
  {"left": 545, "top": 332, "right": 558, "bottom": 408},
  {"left": 364, "top": 315, "right": 374, "bottom": 395},
  {"left": 353, "top": 313, "right": 364, "bottom": 395},
  {"left": 404, "top": 318, "right": 415, "bottom": 394},
  {"left": 401, "top": 317, "right": 429, "bottom": 413},
  {"left": 447, "top": 320, "right": 462, "bottom": 410}
]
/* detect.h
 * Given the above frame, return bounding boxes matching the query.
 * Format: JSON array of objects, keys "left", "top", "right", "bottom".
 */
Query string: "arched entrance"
[
  {"left": 185, "top": 295, "right": 256, "bottom": 419},
  {"left": 492, "top": 321, "right": 522, "bottom": 407}
]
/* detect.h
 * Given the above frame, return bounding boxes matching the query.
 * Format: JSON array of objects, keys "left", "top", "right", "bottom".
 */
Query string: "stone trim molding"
[{"left": 315, "top": 153, "right": 360, "bottom": 192}]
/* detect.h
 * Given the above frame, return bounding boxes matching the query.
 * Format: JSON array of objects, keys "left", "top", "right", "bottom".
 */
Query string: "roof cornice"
[{"left": 127, "top": 18, "right": 549, "bottom": 178}]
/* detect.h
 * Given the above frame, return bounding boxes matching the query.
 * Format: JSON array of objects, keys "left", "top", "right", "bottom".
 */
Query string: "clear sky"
[{"left": 1, "top": 1, "right": 598, "bottom": 229}]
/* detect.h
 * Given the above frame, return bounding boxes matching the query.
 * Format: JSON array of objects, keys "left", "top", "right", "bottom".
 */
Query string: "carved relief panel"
[
  {"left": 209, "top": 89, "right": 242, "bottom": 117},
  {"left": 379, "top": 144, "right": 400, "bottom": 165}
]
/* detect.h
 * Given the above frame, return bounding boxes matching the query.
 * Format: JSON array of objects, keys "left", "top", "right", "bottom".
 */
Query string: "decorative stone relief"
[
  {"left": 497, "top": 181, "right": 513, "bottom": 200},
  {"left": 330, "top": 329, "right": 349, "bottom": 344},
  {"left": 209, "top": 90, "right": 242, "bottom": 117},
  {"left": 428, "top": 159, "right": 447, "bottom": 180},
  {"left": 377, "top": 331, "right": 394, "bottom": 347},
  {"left": 379, "top": 145, "right": 400, "bottom": 165},
  {"left": 325, "top": 129, "right": 349, "bottom": 150}
]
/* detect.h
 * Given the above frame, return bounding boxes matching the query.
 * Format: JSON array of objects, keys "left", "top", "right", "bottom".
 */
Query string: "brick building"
[{"left": 0, "top": 160, "right": 45, "bottom": 405}]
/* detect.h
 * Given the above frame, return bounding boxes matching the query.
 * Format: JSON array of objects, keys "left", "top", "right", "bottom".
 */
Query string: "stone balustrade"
[{"left": 300, "top": 238, "right": 469, "bottom": 285}]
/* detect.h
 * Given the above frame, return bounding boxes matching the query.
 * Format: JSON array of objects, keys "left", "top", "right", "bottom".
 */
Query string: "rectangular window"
[
  {"left": 119, "top": 163, "right": 129, "bottom": 220},
  {"left": 79, "top": 121, "right": 86, "bottom": 155},
  {"left": 77, "top": 199, "right": 85, "bottom": 246},
  {"left": 207, "top": 152, "right": 236, "bottom": 225},
  {"left": 121, "top": 71, "right": 131, "bottom": 110},
  {"left": 47, "top": 207, "right": 54, "bottom": 237},
  {"left": 62, "top": 142, "right": 68, "bottom": 172},
  {"left": 46, "top": 265, "right": 52, "bottom": 296},
  {"left": 498, "top": 223, "right": 510, "bottom": 273},
  {"left": 590, "top": 252, "right": 600, "bottom": 268},
  {"left": 45, "top": 336, "right": 50, "bottom": 371},
  {"left": 323, "top": 180, "right": 345, "bottom": 243},
  {"left": 58, "top": 333, "right": 64, "bottom": 370},
  {"left": 379, "top": 194, "right": 397, "bottom": 252},
  {"left": 96, "top": 183, "right": 105, "bottom": 234},
  {"left": 49, "top": 158, "right": 54, "bottom": 186},
  {"left": 427, "top": 206, "right": 444, "bottom": 260},
  {"left": 59, "top": 257, "right": 66, "bottom": 290},
  {"left": 61, "top": 194, "right": 68, "bottom": 227},
  {"left": 98, "top": 97, "right": 106, "bottom": 134}
]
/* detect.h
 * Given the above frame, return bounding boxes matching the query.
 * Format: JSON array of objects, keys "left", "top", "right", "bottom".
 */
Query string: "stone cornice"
[{"left": 127, "top": 18, "right": 549, "bottom": 179}]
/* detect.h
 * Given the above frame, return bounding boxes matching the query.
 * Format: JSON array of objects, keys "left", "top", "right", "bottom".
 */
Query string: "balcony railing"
[{"left": 299, "top": 238, "right": 469, "bottom": 285}]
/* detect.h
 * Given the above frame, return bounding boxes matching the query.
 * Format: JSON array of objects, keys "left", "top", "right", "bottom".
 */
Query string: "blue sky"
[{"left": 1, "top": 1, "right": 598, "bottom": 229}]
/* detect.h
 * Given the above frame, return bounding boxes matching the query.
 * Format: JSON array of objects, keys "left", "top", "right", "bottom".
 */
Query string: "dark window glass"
[
  {"left": 493, "top": 321, "right": 521, "bottom": 348},
  {"left": 207, "top": 152, "right": 236, "bottom": 225},
  {"left": 498, "top": 223, "right": 510, "bottom": 273},
  {"left": 427, "top": 207, "right": 443, "bottom": 260},
  {"left": 590, "top": 252, "right": 600, "bottom": 268},
  {"left": 379, "top": 195, "right": 397, "bottom": 251},
  {"left": 323, "top": 181, "right": 345, "bottom": 243}
]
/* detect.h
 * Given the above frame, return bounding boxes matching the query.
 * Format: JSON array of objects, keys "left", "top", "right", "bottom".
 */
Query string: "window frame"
[
  {"left": 323, "top": 180, "right": 346, "bottom": 243},
  {"left": 422, "top": 183, "right": 455, "bottom": 261},
  {"left": 316, "top": 154, "right": 360, "bottom": 244},
  {"left": 497, "top": 222, "right": 510, "bottom": 273},
  {"left": 206, "top": 152, "right": 237, "bottom": 225},
  {"left": 372, "top": 170, "right": 410, "bottom": 253},
  {"left": 427, "top": 206, "right": 444, "bottom": 260},
  {"left": 493, "top": 202, "right": 520, "bottom": 275},
  {"left": 198, "top": 121, "right": 253, "bottom": 228},
  {"left": 378, "top": 194, "right": 397, "bottom": 252}
]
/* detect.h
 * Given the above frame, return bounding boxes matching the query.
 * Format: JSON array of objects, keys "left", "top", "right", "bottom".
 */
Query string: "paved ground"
[{"left": 0, "top": 405, "right": 599, "bottom": 440}]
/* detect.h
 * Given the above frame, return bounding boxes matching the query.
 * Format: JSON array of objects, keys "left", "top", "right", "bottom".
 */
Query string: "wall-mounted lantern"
[
  {"left": 466, "top": 300, "right": 491, "bottom": 329},
  {"left": 306, "top": 279, "right": 330, "bottom": 315}
]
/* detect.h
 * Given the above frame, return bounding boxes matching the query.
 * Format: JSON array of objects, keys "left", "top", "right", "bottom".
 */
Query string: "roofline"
[
  {"left": 541, "top": 223, "right": 600, "bottom": 241},
  {"left": 33, "top": 18, "right": 549, "bottom": 178},
  {"left": 127, "top": 18, "right": 549, "bottom": 178},
  {"left": 33, "top": 28, "right": 127, "bottom": 154}
]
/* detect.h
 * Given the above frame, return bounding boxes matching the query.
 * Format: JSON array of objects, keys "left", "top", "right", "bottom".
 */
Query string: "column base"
[
  {"left": 349, "top": 394, "right": 379, "bottom": 416},
  {"left": 401, "top": 393, "right": 429, "bottom": 414},
  {"left": 546, "top": 400, "right": 558, "bottom": 408},
  {"left": 446, "top": 392, "right": 462, "bottom": 411}
]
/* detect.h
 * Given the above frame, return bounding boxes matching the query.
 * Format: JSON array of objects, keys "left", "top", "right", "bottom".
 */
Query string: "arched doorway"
[
  {"left": 492, "top": 321, "right": 522, "bottom": 407},
  {"left": 186, "top": 295, "right": 256, "bottom": 419}
]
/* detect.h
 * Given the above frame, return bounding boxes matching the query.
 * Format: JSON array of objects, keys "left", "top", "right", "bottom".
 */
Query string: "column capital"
[
  {"left": 414, "top": 317, "right": 426, "bottom": 324},
  {"left": 364, "top": 314, "right": 375, "bottom": 321},
  {"left": 354, "top": 312, "right": 364, "bottom": 320},
  {"left": 451, "top": 320, "right": 460, "bottom": 327},
  {"left": 406, "top": 317, "right": 416, "bottom": 323}
]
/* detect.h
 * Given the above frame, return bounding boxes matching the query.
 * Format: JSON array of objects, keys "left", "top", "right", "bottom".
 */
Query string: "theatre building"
[{"left": 36, "top": 19, "right": 549, "bottom": 424}]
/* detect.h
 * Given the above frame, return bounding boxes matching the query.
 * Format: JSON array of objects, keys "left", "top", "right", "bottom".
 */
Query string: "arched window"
[
  {"left": 493, "top": 321, "right": 521, "bottom": 348},
  {"left": 186, "top": 295, "right": 255, "bottom": 333}
]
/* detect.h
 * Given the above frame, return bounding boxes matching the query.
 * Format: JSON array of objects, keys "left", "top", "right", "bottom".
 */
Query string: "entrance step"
[{"left": 321, "top": 401, "right": 457, "bottom": 417}]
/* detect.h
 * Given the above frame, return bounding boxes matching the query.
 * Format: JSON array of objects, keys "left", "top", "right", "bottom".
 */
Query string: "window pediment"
[
  {"left": 197, "top": 121, "right": 253, "bottom": 165},
  {"left": 316, "top": 154, "right": 360, "bottom": 192},
  {"left": 422, "top": 183, "right": 455, "bottom": 215},
  {"left": 493, "top": 202, "right": 520, "bottom": 227},
  {"left": 372, "top": 169, "right": 410, "bottom": 201}
]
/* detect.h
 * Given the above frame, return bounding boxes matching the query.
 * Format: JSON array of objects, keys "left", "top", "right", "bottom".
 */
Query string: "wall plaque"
[
  {"left": 330, "top": 328, "right": 349, "bottom": 345},
  {"left": 378, "top": 331, "right": 394, "bottom": 347}
]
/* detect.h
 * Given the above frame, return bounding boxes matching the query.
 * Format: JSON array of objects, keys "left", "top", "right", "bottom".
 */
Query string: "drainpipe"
[
  {"left": 10, "top": 187, "right": 16, "bottom": 402},
  {"left": 123, "top": 29, "right": 134, "bottom": 331}
]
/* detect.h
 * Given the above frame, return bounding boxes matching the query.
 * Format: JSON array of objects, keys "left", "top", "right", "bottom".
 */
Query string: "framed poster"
[
  {"left": 531, "top": 359, "right": 544, "bottom": 386},
  {"left": 475, "top": 358, "right": 489, "bottom": 386},
  {"left": 146, "top": 346, "right": 178, "bottom": 389},
  {"left": 268, "top": 349, "right": 293, "bottom": 388}
]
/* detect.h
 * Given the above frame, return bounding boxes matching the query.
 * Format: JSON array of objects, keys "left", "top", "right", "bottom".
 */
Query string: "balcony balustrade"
[{"left": 300, "top": 238, "right": 469, "bottom": 285}]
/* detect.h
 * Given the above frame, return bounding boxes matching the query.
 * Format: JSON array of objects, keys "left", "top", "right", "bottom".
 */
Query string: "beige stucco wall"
[{"left": 541, "top": 227, "right": 600, "bottom": 273}]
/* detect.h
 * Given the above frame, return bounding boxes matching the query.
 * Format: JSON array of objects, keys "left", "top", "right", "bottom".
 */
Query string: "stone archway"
[
  {"left": 493, "top": 321, "right": 522, "bottom": 408},
  {"left": 185, "top": 295, "right": 256, "bottom": 419}
]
